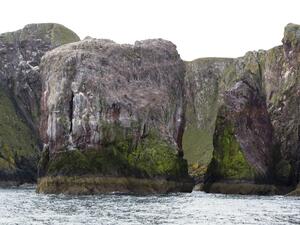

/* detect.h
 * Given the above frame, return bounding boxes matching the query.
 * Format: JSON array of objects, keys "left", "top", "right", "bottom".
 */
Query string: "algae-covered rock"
[
  {"left": 205, "top": 106, "right": 255, "bottom": 183},
  {"left": 0, "top": 23, "right": 80, "bottom": 185},
  {"left": 38, "top": 38, "right": 193, "bottom": 194}
]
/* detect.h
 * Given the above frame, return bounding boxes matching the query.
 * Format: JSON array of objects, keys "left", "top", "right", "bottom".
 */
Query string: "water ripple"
[{"left": 0, "top": 188, "right": 299, "bottom": 225}]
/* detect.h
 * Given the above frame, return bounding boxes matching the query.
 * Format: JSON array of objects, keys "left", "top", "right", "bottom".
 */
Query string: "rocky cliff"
[
  {"left": 0, "top": 23, "right": 80, "bottom": 185},
  {"left": 37, "top": 38, "right": 193, "bottom": 194},
  {"left": 187, "top": 24, "right": 300, "bottom": 195},
  {"left": 0, "top": 22, "right": 299, "bottom": 195},
  {"left": 183, "top": 58, "right": 235, "bottom": 167}
]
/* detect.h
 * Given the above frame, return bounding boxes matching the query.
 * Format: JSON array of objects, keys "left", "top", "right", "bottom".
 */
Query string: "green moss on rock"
[
  {"left": 183, "top": 106, "right": 213, "bottom": 165},
  {"left": 205, "top": 107, "right": 254, "bottom": 182},
  {"left": 0, "top": 88, "right": 39, "bottom": 180},
  {"left": 128, "top": 132, "right": 188, "bottom": 178},
  {"left": 42, "top": 127, "right": 189, "bottom": 182},
  {"left": 19, "top": 23, "right": 80, "bottom": 47},
  {"left": 51, "top": 24, "right": 80, "bottom": 46},
  {"left": 183, "top": 58, "right": 237, "bottom": 167},
  {"left": 38, "top": 127, "right": 192, "bottom": 193}
]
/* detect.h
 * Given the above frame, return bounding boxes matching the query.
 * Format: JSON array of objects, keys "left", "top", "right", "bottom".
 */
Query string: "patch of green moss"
[
  {"left": 128, "top": 132, "right": 188, "bottom": 178},
  {"left": 47, "top": 144, "right": 131, "bottom": 177},
  {"left": 51, "top": 24, "right": 80, "bottom": 46},
  {"left": 0, "top": 88, "right": 39, "bottom": 176},
  {"left": 206, "top": 108, "right": 254, "bottom": 181},
  {"left": 183, "top": 118, "right": 213, "bottom": 165},
  {"left": 183, "top": 59, "right": 238, "bottom": 166},
  {"left": 45, "top": 124, "right": 188, "bottom": 180},
  {"left": 17, "top": 23, "right": 80, "bottom": 47}
]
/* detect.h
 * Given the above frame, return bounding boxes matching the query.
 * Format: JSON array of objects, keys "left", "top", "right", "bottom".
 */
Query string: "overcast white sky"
[{"left": 1, "top": 0, "right": 300, "bottom": 60}]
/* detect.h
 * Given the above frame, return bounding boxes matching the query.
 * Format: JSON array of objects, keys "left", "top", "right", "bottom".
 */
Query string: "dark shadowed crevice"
[{"left": 69, "top": 92, "right": 74, "bottom": 134}]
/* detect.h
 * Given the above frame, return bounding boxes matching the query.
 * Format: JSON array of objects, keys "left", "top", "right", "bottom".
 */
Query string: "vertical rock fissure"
[{"left": 69, "top": 92, "right": 74, "bottom": 134}]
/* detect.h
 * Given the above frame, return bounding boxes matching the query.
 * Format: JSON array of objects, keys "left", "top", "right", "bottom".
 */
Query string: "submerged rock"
[
  {"left": 37, "top": 38, "right": 193, "bottom": 194},
  {"left": 0, "top": 23, "right": 80, "bottom": 185}
]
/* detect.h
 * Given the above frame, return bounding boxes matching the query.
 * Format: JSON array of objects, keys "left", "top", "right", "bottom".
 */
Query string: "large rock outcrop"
[
  {"left": 37, "top": 38, "right": 193, "bottom": 194},
  {"left": 196, "top": 24, "right": 300, "bottom": 194},
  {"left": 202, "top": 52, "right": 277, "bottom": 194},
  {"left": 0, "top": 23, "right": 80, "bottom": 185},
  {"left": 266, "top": 24, "right": 300, "bottom": 187}
]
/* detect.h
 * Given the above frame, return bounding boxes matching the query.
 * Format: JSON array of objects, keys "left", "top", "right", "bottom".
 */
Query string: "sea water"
[{"left": 0, "top": 187, "right": 299, "bottom": 225}]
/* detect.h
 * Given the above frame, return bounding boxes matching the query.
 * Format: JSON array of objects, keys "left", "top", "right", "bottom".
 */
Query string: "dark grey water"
[{"left": 0, "top": 187, "right": 299, "bottom": 225}]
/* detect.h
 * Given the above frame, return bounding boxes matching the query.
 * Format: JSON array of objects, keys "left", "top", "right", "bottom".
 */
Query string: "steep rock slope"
[
  {"left": 37, "top": 38, "right": 193, "bottom": 194},
  {"left": 266, "top": 24, "right": 300, "bottom": 187},
  {"left": 0, "top": 23, "right": 80, "bottom": 185},
  {"left": 183, "top": 58, "right": 236, "bottom": 166},
  {"left": 201, "top": 24, "right": 300, "bottom": 194}
]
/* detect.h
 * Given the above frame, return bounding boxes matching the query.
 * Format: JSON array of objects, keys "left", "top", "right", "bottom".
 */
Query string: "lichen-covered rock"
[
  {"left": 0, "top": 23, "right": 80, "bottom": 185},
  {"left": 38, "top": 38, "right": 193, "bottom": 194}
]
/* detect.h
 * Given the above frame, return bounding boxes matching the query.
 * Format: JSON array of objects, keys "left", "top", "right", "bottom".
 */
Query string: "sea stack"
[{"left": 37, "top": 38, "right": 194, "bottom": 194}]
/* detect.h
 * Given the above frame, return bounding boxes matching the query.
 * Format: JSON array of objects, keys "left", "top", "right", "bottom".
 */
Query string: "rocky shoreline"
[
  {"left": 37, "top": 176, "right": 194, "bottom": 195},
  {"left": 0, "top": 23, "right": 299, "bottom": 195}
]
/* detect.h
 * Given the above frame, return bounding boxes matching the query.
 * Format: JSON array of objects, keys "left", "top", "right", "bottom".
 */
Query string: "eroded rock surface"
[
  {"left": 0, "top": 23, "right": 80, "bottom": 184},
  {"left": 266, "top": 24, "right": 300, "bottom": 185},
  {"left": 38, "top": 38, "right": 193, "bottom": 194},
  {"left": 200, "top": 24, "right": 300, "bottom": 194}
]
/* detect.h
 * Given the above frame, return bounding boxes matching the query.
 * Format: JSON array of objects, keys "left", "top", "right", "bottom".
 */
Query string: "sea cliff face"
[
  {"left": 0, "top": 23, "right": 80, "bottom": 185},
  {"left": 0, "top": 22, "right": 299, "bottom": 195},
  {"left": 37, "top": 38, "right": 193, "bottom": 194},
  {"left": 186, "top": 24, "right": 300, "bottom": 195},
  {"left": 183, "top": 58, "right": 235, "bottom": 166}
]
